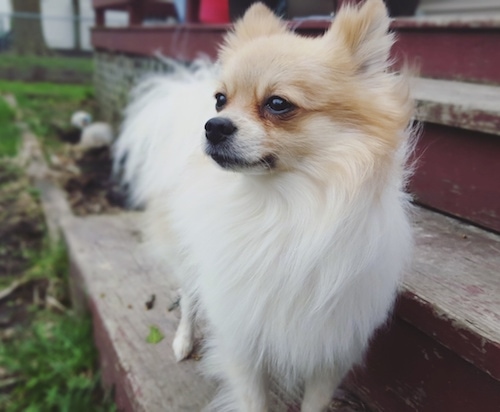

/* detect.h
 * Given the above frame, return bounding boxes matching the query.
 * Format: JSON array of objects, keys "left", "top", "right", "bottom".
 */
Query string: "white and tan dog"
[{"left": 114, "top": 1, "right": 414, "bottom": 410}]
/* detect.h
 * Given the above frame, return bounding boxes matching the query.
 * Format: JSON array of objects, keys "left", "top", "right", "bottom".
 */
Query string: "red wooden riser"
[
  {"left": 344, "top": 317, "right": 500, "bottom": 412},
  {"left": 92, "top": 19, "right": 500, "bottom": 84},
  {"left": 410, "top": 123, "right": 500, "bottom": 233}
]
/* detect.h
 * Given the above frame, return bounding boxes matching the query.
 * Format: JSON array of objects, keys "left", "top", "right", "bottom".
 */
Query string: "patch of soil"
[
  {"left": 50, "top": 146, "right": 127, "bottom": 216},
  {"left": 0, "top": 161, "right": 45, "bottom": 332}
]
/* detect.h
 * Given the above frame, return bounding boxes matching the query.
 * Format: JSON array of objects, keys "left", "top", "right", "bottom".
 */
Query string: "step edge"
[
  {"left": 413, "top": 78, "right": 500, "bottom": 135},
  {"left": 396, "top": 288, "right": 500, "bottom": 382}
]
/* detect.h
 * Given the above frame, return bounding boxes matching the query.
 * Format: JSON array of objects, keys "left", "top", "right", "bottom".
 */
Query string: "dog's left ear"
[
  {"left": 324, "top": 0, "right": 393, "bottom": 75},
  {"left": 219, "top": 2, "right": 288, "bottom": 61}
]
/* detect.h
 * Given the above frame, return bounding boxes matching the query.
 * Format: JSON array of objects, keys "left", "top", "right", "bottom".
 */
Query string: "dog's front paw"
[{"left": 172, "top": 326, "right": 193, "bottom": 362}]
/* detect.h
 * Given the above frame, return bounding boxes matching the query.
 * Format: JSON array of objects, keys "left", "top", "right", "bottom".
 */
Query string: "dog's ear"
[
  {"left": 219, "top": 3, "right": 288, "bottom": 61},
  {"left": 324, "top": 0, "right": 393, "bottom": 75}
]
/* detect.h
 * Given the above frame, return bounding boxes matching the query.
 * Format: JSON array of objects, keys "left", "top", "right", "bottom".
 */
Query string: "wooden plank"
[
  {"left": 401, "top": 207, "right": 500, "bottom": 379},
  {"left": 18, "top": 128, "right": 72, "bottom": 244},
  {"left": 413, "top": 78, "right": 500, "bottom": 136},
  {"left": 64, "top": 213, "right": 367, "bottom": 411},
  {"left": 64, "top": 213, "right": 216, "bottom": 412},
  {"left": 91, "top": 26, "right": 226, "bottom": 60},
  {"left": 93, "top": 0, "right": 132, "bottom": 9},
  {"left": 345, "top": 317, "right": 500, "bottom": 412},
  {"left": 410, "top": 123, "right": 500, "bottom": 233},
  {"left": 392, "top": 22, "right": 500, "bottom": 84},
  {"left": 63, "top": 208, "right": 500, "bottom": 410},
  {"left": 91, "top": 17, "right": 500, "bottom": 83}
]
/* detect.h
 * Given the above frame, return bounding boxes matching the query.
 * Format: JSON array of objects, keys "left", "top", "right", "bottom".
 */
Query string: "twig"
[
  {"left": 45, "top": 295, "right": 67, "bottom": 312},
  {"left": 0, "top": 377, "right": 22, "bottom": 389},
  {"left": 0, "top": 277, "right": 30, "bottom": 302}
]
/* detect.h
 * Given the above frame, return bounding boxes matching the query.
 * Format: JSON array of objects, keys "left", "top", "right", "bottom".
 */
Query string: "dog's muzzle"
[{"left": 204, "top": 117, "right": 276, "bottom": 171}]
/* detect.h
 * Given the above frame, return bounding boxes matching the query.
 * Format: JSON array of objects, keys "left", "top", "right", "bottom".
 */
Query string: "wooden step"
[
  {"left": 345, "top": 207, "right": 500, "bottom": 412},
  {"left": 409, "top": 78, "right": 500, "bottom": 232},
  {"left": 64, "top": 206, "right": 500, "bottom": 411},
  {"left": 391, "top": 16, "right": 500, "bottom": 84},
  {"left": 413, "top": 78, "right": 500, "bottom": 136},
  {"left": 92, "top": 16, "right": 500, "bottom": 84},
  {"left": 65, "top": 213, "right": 216, "bottom": 411},
  {"left": 64, "top": 213, "right": 368, "bottom": 411}
]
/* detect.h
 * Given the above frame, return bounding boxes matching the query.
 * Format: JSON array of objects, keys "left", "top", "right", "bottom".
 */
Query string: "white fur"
[{"left": 114, "top": 5, "right": 414, "bottom": 411}]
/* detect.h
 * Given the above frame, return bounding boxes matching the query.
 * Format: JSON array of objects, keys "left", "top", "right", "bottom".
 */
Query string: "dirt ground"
[
  {"left": 49, "top": 146, "right": 126, "bottom": 216},
  {"left": 0, "top": 161, "right": 46, "bottom": 336}
]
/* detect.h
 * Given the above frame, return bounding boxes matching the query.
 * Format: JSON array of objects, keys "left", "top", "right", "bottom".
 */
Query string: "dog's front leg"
[
  {"left": 301, "top": 371, "right": 341, "bottom": 412},
  {"left": 172, "top": 289, "right": 195, "bottom": 361}
]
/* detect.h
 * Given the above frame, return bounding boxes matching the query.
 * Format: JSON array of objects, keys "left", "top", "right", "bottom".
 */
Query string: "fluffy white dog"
[{"left": 114, "top": 1, "right": 414, "bottom": 411}]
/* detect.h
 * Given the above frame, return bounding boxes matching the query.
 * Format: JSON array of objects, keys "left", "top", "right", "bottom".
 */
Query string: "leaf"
[{"left": 146, "top": 325, "right": 164, "bottom": 344}]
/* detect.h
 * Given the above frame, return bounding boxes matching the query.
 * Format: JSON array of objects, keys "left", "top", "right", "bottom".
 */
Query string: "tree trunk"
[
  {"left": 72, "top": 0, "right": 81, "bottom": 51},
  {"left": 11, "top": 0, "right": 50, "bottom": 55}
]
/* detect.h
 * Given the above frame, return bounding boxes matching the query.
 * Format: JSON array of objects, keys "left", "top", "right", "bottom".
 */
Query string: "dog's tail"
[{"left": 112, "top": 60, "right": 218, "bottom": 208}]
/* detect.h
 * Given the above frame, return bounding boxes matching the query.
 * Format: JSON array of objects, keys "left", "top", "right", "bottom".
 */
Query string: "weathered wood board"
[
  {"left": 345, "top": 206, "right": 500, "bottom": 411},
  {"left": 63, "top": 206, "right": 500, "bottom": 412},
  {"left": 413, "top": 78, "right": 500, "bottom": 136},
  {"left": 410, "top": 122, "right": 500, "bottom": 233},
  {"left": 63, "top": 213, "right": 217, "bottom": 412},
  {"left": 401, "top": 207, "right": 500, "bottom": 380},
  {"left": 347, "top": 316, "right": 500, "bottom": 412}
]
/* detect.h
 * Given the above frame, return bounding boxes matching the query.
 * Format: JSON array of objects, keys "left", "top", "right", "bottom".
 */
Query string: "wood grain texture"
[
  {"left": 64, "top": 213, "right": 216, "bottom": 412},
  {"left": 64, "top": 207, "right": 500, "bottom": 411},
  {"left": 413, "top": 78, "right": 500, "bottom": 136},
  {"left": 346, "top": 317, "right": 500, "bottom": 412},
  {"left": 344, "top": 207, "right": 500, "bottom": 411},
  {"left": 410, "top": 123, "right": 500, "bottom": 233},
  {"left": 401, "top": 207, "right": 500, "bottom": 379}
]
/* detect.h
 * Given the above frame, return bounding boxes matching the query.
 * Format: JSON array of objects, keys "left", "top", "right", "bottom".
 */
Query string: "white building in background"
[{"left": 0, "top": 0, "right": 127, "bottom": 51}]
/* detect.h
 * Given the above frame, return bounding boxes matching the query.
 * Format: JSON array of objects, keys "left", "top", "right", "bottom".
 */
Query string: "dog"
[{"left": 114, "top": 1, "right": 414, "bottom": 410}]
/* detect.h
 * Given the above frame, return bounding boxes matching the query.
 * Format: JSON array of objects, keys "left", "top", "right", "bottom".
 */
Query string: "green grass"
[
  {"left": 0, "top": 313, "right": 115, "bottom": 412},
  {"left": 0, "top": 83, "right": 113, "bottom": 410},
  {"left": 0, "top": 98, "right": 20, "bottom": 157},
  {"left": 0, "top": 242, "right": 115, "bottom": 412},
  {"left": 0, "top": 80, "right": 94, "bottom": 153},
  {"left": 0, "top": 81, "right": 93, "bottom": 101},
  {"left": 0, "top": 54, "right": 93, "bottom": 76}
]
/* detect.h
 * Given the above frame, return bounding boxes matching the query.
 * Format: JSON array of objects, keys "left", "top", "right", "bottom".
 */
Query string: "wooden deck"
[
  {"left": 92, "top": 16, "right": 500, "bottom": 84},
  {"left": 413, "top": 78, "right": 500, "bottom": 136},
  {"left": 402, "top": 207, "right": 500, "bottom": 380},
  {"left": 64, "top": 213, "right": 373, "bottom": 411},
  {"left": 65, "top": 213, "right": 216, "bottom": 411},
  {"left": 62, "top": 205, "right": 500, "bottom": 411}
]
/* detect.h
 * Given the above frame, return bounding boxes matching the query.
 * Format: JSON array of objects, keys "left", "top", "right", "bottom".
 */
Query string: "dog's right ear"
[{"left": 219, "top": 3, "right": 288, "bottom": 62}]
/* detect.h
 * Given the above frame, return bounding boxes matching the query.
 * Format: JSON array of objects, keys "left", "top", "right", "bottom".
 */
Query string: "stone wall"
[{"left": 93, "top": 52, "right": 172, "bottom": 128}]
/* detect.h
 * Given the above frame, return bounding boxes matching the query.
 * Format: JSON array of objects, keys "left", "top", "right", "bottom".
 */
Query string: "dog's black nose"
[{"left": 205, "top": 117, "right": 237, "bottom": 145}]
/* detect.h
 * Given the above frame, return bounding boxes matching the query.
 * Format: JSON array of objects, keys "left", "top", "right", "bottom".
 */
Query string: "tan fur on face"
[{"left": 216, "top": 0, "right": 413, "bottom": 183}]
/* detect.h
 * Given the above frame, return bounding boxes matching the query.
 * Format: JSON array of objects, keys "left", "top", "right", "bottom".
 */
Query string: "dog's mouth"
[{"left": 210, "top": 152, "right": 277, "bottom": 171}]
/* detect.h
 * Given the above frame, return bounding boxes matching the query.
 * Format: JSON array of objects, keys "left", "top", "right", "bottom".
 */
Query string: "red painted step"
[
  {"left": 410, "top": 78, "right": 500, "bottom": 233},
  {"left": 65, "top": 207, "right": 500, "bottom": 411},
  {"left": 344, "top": 207, "right": 500, "bottom": 412},
  {"left": 92, "top": 16, "right": 500, "bottom": 84},
  {"left": 65, "top": 213, "right": 369, "bottom": 411}
]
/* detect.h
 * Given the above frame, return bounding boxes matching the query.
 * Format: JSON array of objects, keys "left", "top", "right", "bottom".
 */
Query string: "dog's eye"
[
  {"left": 265, "top": 96, "right": 294, "bottom": 115},
  {"left": 215, "top": 93, "right": 227, "bottom": 111}
]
